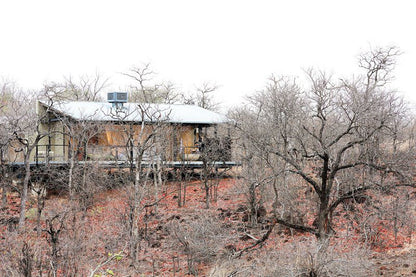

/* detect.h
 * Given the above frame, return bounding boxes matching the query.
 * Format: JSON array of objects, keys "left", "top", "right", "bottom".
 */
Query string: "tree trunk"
[
  {"left": 317, "top": 194, "right": 331, "bottom": 240},
  {"left": 68, "top": 151, "right": 75, "bottom": 201},
  {"left": 18, "top": 155, "right": 31, "bottom": 230},
  {"left": 1, "top": 184, "right": 6, "bottom": 208},
  {"left": 177, "top": 169, "right": 182, "bottom": 207},
  {"left": 317, "top": 154, "right": 331, "bottom": 240},
  {"left": 129, "top": 151, "right": 144, "bottom": 268},
  {"left": 1, "top": 164, "right": 7, "bottom": 208},
  {"left": 248, "top": 183, "right": 258, "bottom": 225},
  {"left": 182, "top": 172, "right": 187, "bottom": 207},
  {"left": 202, "top": 161, "right": 210, "bottom": 209},
  {"left": 205, "top": 180, "right": 210, "bottom": 209},
  {"left": 36, "top": 188, "right": 45, "bottom": 237}
]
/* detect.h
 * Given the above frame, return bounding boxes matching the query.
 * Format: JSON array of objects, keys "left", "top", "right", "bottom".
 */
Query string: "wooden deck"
[{"left": 6, "top": 160, "right": 240, "bottom": 170}]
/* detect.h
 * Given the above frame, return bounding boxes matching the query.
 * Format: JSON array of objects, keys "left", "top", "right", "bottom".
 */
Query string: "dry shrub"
[
  {"left": 0, "top": 230, "right": 45, "bottom": 277},
  {"left": 210, "top": 237, "right": 374, "bottom": 277},
  {"left": 169, "top": 213, "right": 235, "bottom": 275}
]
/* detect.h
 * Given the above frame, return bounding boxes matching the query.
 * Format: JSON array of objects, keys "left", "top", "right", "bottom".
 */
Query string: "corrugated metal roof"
[{"left": 41, "top": 101, "right": 229, "bottom": 125}]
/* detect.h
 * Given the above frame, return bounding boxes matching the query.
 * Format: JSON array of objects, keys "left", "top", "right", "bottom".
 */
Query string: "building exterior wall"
[
  {"left": 6, "top": 101, "right": 228, "bottom": 164},
  {"left": 33, "top": 119, "right": 201, "bottom": 163}
]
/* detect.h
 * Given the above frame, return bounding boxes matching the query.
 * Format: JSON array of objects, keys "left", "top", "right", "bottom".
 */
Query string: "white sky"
[{"left": 1, "top": 0, "right": 415, "bottom": 111}]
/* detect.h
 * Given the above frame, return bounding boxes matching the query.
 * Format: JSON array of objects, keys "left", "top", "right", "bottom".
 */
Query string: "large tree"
[{"left": 234, "top": 46, "right": 415, "bottom": 240}]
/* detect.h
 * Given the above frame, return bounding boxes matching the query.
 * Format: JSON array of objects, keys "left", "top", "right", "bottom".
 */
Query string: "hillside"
[{"left": 1, "top": 176, "right": 416, "bottom": 276}]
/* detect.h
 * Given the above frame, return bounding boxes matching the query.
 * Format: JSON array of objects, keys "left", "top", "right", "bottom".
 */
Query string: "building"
[{"left": 29, "top": 93, "right": 233, "bottom": 168}]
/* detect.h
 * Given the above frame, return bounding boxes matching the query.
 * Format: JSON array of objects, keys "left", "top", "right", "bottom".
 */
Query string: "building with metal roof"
[
  {"left": 39, "top": 100, "right": 230, "bottom": 125},
  {"left": 31, "top": 97, "right": 233, "bottom": 167}
]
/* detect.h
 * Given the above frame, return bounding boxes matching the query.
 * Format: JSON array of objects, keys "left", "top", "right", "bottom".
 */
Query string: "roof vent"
[{"left": 108, "top": 92, "right": 128, "bottom": 108}]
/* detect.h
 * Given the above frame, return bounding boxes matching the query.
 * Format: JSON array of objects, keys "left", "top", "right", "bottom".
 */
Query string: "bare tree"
[
  {"left": 199, "top": 126, "right": 231, "bottom": 209},
  {"left": 183, "top": 82, "right": 220, "bottom": 111},
  {"left": 2, "top": 89, "right": 52, "bottom": 229},
  {"left": 106, "top": 102, "right": 170, "bottom": 271},
  {"left": 44, "top": 72, "right": 108, "bottom": 102},
  {"left": 41, "top": 83, "right": 108, "bottom": 204},
  {"left": 124, "top": 63, "right": 181, "bottom": 104},
  {"left": 234, "top": 46, "right": 414, "bottom": 241}
]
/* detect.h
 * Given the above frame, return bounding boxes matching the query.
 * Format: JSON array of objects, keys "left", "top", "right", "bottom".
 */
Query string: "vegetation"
[{"left": 1, "top": 47, "right": 416, "bottom": 276}]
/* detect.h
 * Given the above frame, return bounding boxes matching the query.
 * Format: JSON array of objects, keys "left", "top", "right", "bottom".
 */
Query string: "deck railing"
[
  {"left": 32, "top": 144, "right": 225, "bottom": 163},
  {"left": 32, "top": 136, "right": 231, "bottom": 164}
]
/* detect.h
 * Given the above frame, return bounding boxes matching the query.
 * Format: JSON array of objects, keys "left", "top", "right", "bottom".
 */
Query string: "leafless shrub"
[
  {"left": 210, "top": 237, "right": 373, "bottom": 277},
  {"left": 0, "top": 231, "right": 24, "bottom": 276},
  {"left": 169, "top": 213, "right": 235, "bottom": 275},
  {"left": 71, "top": 164, "right": 109, "bottom": 213},
  {"left": 0, "top": 231, "right": 44, "bottom": 277},
  {"left": 18, "top": 242, "right": 34, "bottom": 277}
]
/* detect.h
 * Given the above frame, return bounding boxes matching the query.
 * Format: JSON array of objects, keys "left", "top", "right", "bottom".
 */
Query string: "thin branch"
[{"left": 234, "top": 220, "right": 277, "bottom": 258}]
